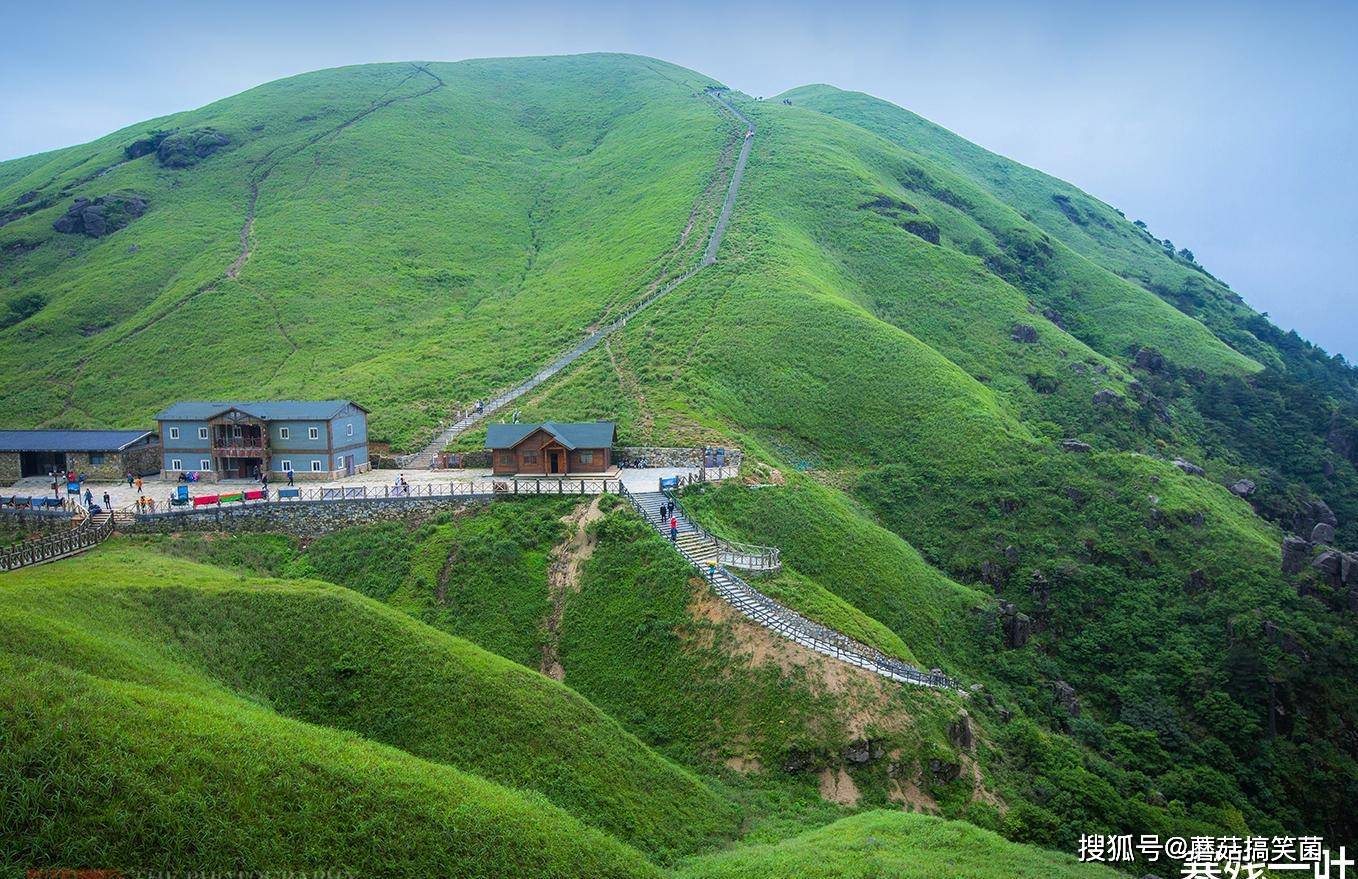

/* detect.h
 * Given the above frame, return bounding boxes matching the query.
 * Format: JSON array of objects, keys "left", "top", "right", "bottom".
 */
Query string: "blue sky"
[{"left": 2, "top": 0, "right": 1354, "bottom": 359}]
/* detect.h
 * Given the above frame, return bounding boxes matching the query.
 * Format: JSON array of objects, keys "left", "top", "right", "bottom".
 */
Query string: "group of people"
[
  {"left": 394, "top": 474, "right": 412, "bottom": 496},
  {"left": 659, "top": 498, "right": 679, "bottom": 542}
]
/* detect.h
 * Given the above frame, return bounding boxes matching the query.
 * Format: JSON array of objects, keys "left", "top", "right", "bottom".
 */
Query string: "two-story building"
[{"left": 155, "top": 400, "right": 370, "bottom": 481}]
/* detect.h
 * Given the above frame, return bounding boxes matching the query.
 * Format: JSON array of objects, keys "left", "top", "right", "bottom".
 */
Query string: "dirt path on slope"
[{"left": 540, "top": 497, "right": 604, "bottom": 681}]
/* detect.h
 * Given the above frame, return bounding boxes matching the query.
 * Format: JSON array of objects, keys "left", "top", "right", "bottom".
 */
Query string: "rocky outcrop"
[
  {"left": 1134, "top": 347, "right": 1166, "bottom": 372},
  {"left": 1042, "top": 306, "right": 1066, "bottom": 329},
  {"left": 1311, "top": 522, "right": 1336, "bottom": 544},
  {"left": 998, "top": 601, "right": 1032, "bottom": 648},
  {"left": 1061, "top": 439, "right": 1092, "bottom": 453},
  {"left": 1186, "top": 569, "right": 1208, "bottom": 594},
  {"left": 1282, "top": 536, "right": 1311, "bottom": 575},
  {"left": 1173, "top": 458, "right": 1205, "bottom": 477},
  {"left": 1092, "top": 389, "right": 1122, "bottom": 406},
  {"left": 1293, "top": 499, "right": 1338, "bottom": 538},
  {"left": 842, "top": 739, "right": 885, "bottom": 765},
  {"left": 52, "top": 194, "right": 148, "bottom": 237},
  {"left": 124, "top": 130, "right": 171, "bottom": 160},
  {"left": 1229, "top": 479, "right": 1256, "bottom": 498},
  {"left": 1051, "top": 680, "right": 1081, "bottom": 718},
  {"left": 947, "top": 711, "right": 975, "bottom": 752},
  {"left": 1010, "top": 323, "right": 1039, "bottom": 343},
  {"left": 156, "top": 128, "right": 230, "bottom": 168}
]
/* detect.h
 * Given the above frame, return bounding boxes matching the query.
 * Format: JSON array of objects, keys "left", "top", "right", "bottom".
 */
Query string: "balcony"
[{"left": 211, "top": 436, "right": 268, "bottom": 455}]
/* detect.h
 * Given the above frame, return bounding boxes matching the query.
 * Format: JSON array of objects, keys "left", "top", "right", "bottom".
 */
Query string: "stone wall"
[
  {"left": 0, "top": 453, "right": 19, "bottom": 484},
  {"left": 613, "top": 446, "right": 743, "bottom": 469},
  {"left": 122, "top": 444, "right": 162, "bottom": 476},
  {"left": 120, "top": 496, "right": 488, "bottom": 537}
]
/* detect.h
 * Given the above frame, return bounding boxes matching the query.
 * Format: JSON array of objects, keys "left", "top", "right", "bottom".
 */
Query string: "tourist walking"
[
  {"left": 135, "top": 476, "right": 143, "bottom": 495},
  {"left": 102, "top": 492, "right": 111, "bottom": 510},
  {"left": 83, "top": 488, "right": 93, "bottom": 508},
  {"left": 125, "top": 472, "right": 134, "bottom": 489},
  {"left": 669, "top": 515, "right": 678, "bottom": 543},
  {"left": 287, "top": 468, "right": 295, "bottom": 486}
]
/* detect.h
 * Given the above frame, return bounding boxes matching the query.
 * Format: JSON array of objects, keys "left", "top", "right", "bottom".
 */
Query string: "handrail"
[
  {"left": 618, "top": 483, "right": 957, "bottom": 690},
  {"left": 0, "top": 504, "right": 113, "bottom": 572},
  {"left": 122, "top": 477, "right": 622, "bottom": 518},
  {"left": 662, "top": 484, "right": 780, "bottom": 573}
]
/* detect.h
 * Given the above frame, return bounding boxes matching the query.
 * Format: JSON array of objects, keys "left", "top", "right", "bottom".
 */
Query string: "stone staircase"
[
  {"left": 1, "top": 506, "right": 116, "bottom": 572},
  {"left": 622, "top": 489, "right": 959, "bottom": 691}
]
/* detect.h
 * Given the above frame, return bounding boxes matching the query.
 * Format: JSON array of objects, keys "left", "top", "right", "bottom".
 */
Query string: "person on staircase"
[{"left": 669, "top": 514, "right": 678, "bottom": 544}]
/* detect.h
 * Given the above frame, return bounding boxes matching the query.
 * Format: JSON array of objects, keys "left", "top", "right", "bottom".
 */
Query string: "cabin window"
[
  {"left": 198, "top": 427, "right": 209, "bottom": 440},
  {"left": 279, "top": 427, "right": 290, "bottom": 440},
  {"left": 579, "top": 451, "right": 593, "bottom": 464},
  {"left": 498, "top": 452, "right": 514, "bottom": 467},
  {"left": 169, "top": 427, "right": 180, "bottom": 440},
  {"left": 199, "top": 459, "right": 212, "bottom": 471},
  {"left": 170, "top": 459, "right": 182, "bottom": 471},
  {"left": 523, "top": 450, "right": 538, "bottom": 464},
  {"left": 311, "top": 460, "right": 323, "bottom": 472},
  {"left": 309, "top": 427, "right": 320, "bottom": 440}
]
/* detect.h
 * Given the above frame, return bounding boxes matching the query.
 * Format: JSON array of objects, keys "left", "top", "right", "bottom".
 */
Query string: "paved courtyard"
[{"left": 5, "top": 465, "right": 712, "bottom": 513}]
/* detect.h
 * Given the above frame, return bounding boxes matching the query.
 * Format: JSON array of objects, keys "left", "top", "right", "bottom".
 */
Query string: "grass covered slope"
[
  {"left": 0, "top": 55, "right": 729, "bottom": 446},
  {"left": 0, "top": 544, "right": 737, "bottom": 862},
  {"left": 678, "top": 810, "right": 1121, "bottom": 879},
  {"left": 1, "top": 653, "right": 662, "bottom": 879}
]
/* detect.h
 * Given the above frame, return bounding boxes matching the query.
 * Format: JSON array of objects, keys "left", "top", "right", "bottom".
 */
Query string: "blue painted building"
[{"left": 155, "top": 400, "right": 369, "bottom": 481}]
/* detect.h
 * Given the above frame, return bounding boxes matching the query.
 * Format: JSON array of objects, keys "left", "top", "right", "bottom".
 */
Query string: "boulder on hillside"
[
  {"left": 1314, "top": 551, "right": 1344, "bottom": 585},
  {"left": 1229, "top": 479, "right": 1257, "bottom": 498},
  {"left": 1051, "top": 680, "right": 1081, "bottom": 717},
  {"left": 1282, "top": 536, "right": 1311, "bottom": 575},
  {"left": 947, "top": 710, "right": 975, "bottom": 752},
  {"left": 1134, "top": 347, "right": 1166, "bottom": 372},
  {"left": 51, "top": 194, "right": 148, "bottom": 237},
  {"left": 1173, "top": 458, "right": 1205, "bottom": 477},
  {"left": 1061, "top": 439, "right": 1092, "bottom": 453},
  {"left": 998, "top": 601, "right": 1032, "bottom": 648},
  {"left": 1092, "top": 389, "right": 1122, "bottom": 406},
  {"left": 156, "top": 127, "right": 230, "bottom": 168},
  {"left": 1011, "top": 323, "right": 1039, "bottom": 343},
  {"left": 1042, "top": 306, "right": 1066, "bottom": 329},
  {"left": 124, "top": 130, "right": 172, "bottom": 160},
  {"left": 1311, "top": 522, "right": 1336, "bottom": 544},
  {"left": 1293, "top": 499, "right": 1338, "bottom": 536}
]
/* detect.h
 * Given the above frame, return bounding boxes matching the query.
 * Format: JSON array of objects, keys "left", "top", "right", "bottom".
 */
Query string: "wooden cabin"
[{"left": 485, "top": 421, "right": 616, "bottom": 476}]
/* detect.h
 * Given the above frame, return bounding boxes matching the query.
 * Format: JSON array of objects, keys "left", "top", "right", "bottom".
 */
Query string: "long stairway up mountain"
[{"left": 401, "top": 89, "right": 753, "bottom": 468}]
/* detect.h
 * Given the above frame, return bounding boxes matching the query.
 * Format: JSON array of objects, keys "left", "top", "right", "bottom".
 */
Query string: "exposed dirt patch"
[
  {"left": 818, "top": 766, "right": 862, "bottom": 806},
  {"left": 540, "top": 497, "right": 604, "bottom": 681},
  {"left": 888, "top": 773, "right": 938, "bottom": 813}
]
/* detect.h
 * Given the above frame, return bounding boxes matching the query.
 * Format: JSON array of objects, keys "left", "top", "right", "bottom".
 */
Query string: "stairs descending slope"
[{"left": 623, "top": 490, "right": 958, "bottom": 691}]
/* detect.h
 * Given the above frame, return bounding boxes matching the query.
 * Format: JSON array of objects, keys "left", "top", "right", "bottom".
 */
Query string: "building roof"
[
  {"left": 0, "top": 429, "right": 155, "bottom": 453},
  {"left": 154, "top": 400, "right": 367, "bottom": 421},
  {"left": 485, "top": 421, "right": 616, "bottom": 451}
]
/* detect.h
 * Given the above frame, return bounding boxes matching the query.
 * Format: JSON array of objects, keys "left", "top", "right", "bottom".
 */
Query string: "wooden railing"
[
  {"left": 661, "top": 482, "right": 781, "bottom": 574},
  {"left": 0, "top": 506, "right": 113, "bottom": 572}
]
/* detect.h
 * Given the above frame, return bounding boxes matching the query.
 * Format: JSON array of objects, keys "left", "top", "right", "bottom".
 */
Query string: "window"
[
  {"left": 279, "top": 460, "right": 292, "bottom": 472},
  {"left": 198, "top": 427, "right": 209, "bottom": 440},
  {"left": 231, "top": 425, "right": 242, "bottom": 438},
  {"left": 308, "top": 426, "right": 319, "bottom": 440},
  {"left": 169, "top": 427, "right": 180, "bottom": 440},
  {"left": 200, "top": 459, "right": 212, "bottom": 471},
  {"left": 170, "top": 459, "right": 182, "bottom": 471},
  {"left": 523, "top": 450, "right": 538, "bottom": 464},
  {"left": 311, "top": 460, "right": 323, "bottom": 472},
  {"left": 279, "top": 427, "right": 290, "bottom": 440},
  {"left": 89, "top": 453, "right": 105, "bottom": 465},
  {"left": 346, "top": 423, "right": 354, "bottom": 437},
  {"left": 498, "top": 452, "right": 514, "bottom": 467},
  {"left": 579, "top": 451, "right": 594, "bottom": 464}
]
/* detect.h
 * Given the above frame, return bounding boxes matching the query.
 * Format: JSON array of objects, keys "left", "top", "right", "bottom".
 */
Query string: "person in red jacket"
[{"left": 669, "top": 515, "right": 678, "bottom": 543}]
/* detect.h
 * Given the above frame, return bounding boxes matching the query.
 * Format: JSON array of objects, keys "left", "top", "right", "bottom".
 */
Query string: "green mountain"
[{"left": 3, "top": 53, "right": 1357, "bottom": 874}]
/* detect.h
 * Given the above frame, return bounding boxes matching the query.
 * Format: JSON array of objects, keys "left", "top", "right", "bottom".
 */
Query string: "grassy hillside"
[
  {"left": 0, "top": 544, "right": 737, "bottom": 862},
  {"left": 678, "top": 810, "right": 1121, "bottom": 879},
  {"left": 0, "top": 55, "right": 729, "bottom": 447}
]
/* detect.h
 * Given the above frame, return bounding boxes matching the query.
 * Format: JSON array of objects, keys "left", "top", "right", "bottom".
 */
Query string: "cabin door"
[{"left": 548, "top": 450, "right": 562, "bottom": 474}]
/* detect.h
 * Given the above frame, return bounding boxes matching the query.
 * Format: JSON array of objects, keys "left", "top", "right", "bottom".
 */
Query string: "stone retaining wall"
[
  {"left": 120, "top": 496, "right": 488, "bottom": 537},
  {"left": 613, "top": 446, "right": 743, "bottom": 469}
]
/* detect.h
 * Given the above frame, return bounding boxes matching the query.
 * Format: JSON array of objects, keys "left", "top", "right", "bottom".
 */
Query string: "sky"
[{"left": 2, "top": 0, "right": 1355, "bottom": 359}]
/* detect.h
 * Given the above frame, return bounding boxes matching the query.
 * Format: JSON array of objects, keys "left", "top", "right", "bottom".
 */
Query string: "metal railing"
[
  {"left": 660, "top": 479, "right": 780, "bottom": 574},
  {"left": 618, "top": 483, "right": 958, "bottom": 691},
  {"left": 124, "top": 478, "right": 622, "bottom": 518},
  {"left": 0, "top": 504, "right": 114, "bottom": 572}
]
